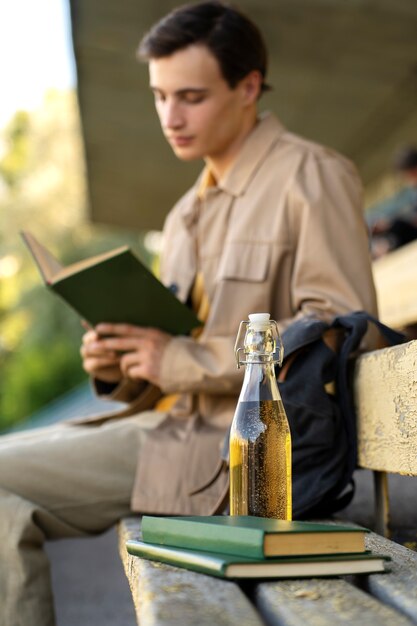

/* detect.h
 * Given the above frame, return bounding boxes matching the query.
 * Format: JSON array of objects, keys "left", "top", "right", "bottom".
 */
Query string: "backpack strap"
[
  {"left": 332, "top": 311, "right": 405, "bottom": 478},
  {"left": 335, "top": 310, "right": 405, "bottom": 346}
]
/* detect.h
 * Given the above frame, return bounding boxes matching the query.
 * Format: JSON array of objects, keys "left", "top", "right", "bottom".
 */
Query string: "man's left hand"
[{"left": 94, "top": 323, "right": 173, "bottom": 386}]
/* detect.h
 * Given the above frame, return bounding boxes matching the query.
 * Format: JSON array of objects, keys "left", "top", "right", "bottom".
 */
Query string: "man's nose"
[{"left": 162, "top": 100, "right": 184, "bottom": 130}]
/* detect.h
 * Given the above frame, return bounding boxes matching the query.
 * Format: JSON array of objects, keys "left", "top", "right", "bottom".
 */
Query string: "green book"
[
  {"left": 126, "top": 539, "right": 389, "bottom": 579},
  {"left": 141, "top": 515, "right": 368, "bottom": 559},
  {"left": 21, "top": 231, "right": 201, "bottom": 335}
]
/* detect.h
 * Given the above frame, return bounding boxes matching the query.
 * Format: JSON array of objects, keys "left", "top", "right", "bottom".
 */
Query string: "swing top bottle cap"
[
  {"left": 248, "top": 313, "right": 270, "bottom": 329},
  {"left": 234, "top": 314, "right": 283, "bottom": 366}
]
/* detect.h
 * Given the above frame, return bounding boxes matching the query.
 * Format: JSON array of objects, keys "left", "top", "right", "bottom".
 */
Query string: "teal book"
[
  {"left": 126, "top": 540, "right": 388, "bottom": 579},
  {"left": 141, "top": 515, "right": 368, "bottom": 559},
  {"left": 21, "top": 231, "right": 201, "bottom": 335}
]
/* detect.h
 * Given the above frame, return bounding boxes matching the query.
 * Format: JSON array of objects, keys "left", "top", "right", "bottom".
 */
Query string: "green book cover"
[
  {"left": 126, "top": 539, "right": 389, "bottom": 579},
  {"left": 141, "top": 516, "right": 369, "bottom": 559},
  {"left": 21, "top": 231, "right": 201, "bottom": 335}
]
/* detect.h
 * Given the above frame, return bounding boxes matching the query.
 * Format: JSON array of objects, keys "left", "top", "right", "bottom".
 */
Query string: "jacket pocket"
[{"left": 216, "top": 241, "right": 270, "bottom": 282}]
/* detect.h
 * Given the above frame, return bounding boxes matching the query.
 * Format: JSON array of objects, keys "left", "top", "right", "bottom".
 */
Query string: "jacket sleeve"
[
  {"left": 157, "top": 334, "right": 244, "bottom": 395},
  {"left": 278, "top": 150, "right": 378, "bottom": 331},
  {"left": 91, "top": 377, "right": 149, "bottom": 403}
]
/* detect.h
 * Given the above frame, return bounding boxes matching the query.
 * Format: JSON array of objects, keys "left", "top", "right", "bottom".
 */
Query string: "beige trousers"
[{"left": 0, "top": 413, "right": 164, "bottom": 626}]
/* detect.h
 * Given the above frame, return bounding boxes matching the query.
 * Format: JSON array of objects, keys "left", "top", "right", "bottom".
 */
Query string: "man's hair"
[{"left": 137, "top": 1, "right": 271, "bottom": 94}]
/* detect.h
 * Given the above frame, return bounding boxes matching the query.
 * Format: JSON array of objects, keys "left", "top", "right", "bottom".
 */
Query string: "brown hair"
[{"left": 138, "top": 1, "right": 271, "bottom": 94}]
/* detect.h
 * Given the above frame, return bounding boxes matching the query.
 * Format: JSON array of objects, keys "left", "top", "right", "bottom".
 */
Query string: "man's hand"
[
  {"left": 89, "top": 323, "right": 173, "bottom": 386},
  {"left": 81, "top": 328, "right": 123, "bottom": 383}
]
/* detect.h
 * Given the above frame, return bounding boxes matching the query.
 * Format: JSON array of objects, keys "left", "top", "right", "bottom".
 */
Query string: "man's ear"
[{"left": 240, "top": 70, "right": 263, "bottom": 105}]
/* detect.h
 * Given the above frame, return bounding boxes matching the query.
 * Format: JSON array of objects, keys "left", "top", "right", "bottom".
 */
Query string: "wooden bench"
[
  {"left": 118, "top": 338, "right": 417, "bottom": 625},
  {"left": 354, "top": 339, "right": 417, "bottom": 537},
  {"left": 118, "top": 518, "right": 417, "bottom": 626}
]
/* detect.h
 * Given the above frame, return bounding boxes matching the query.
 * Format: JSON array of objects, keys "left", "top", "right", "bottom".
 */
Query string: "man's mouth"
[{"left": 169, "top": 135, "right": 194, "bottom": 147}]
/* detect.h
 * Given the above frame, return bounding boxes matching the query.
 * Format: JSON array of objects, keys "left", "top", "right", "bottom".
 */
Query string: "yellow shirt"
[
  {"left": 189, "top": 166, "right": 216, "bottom": 332},
  {"left": 154, "top": 169, "right": 216, "bottom": 411}
]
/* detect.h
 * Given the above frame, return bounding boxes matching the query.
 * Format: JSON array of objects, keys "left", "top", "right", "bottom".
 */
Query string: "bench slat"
[
  {"left": 118, "top": 517, "right": 264, "bottom": 626},
  {"left": 354, "top": 340, "right": 417, "bottom": 475},
  {"left": 254, "top": 578, "right": 413, "bottom": 626},
  {"left": 360, "top": 532, "right": 417, "bottom": 624}
]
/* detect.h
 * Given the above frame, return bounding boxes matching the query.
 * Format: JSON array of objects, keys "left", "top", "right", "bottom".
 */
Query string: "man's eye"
[{"left": 183, "top": 94, "right": 206, "bottom": 104}]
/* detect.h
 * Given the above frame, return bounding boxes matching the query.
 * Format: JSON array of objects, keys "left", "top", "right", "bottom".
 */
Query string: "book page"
[
  {"left": 21, "top": 231, "right": 63, "bottom": 283},
  {"left": 53, "top": 246, "right": 130, "bottom": 282},
  {"left": 21, "top": 231, "right": 130, "bottom": 285}
]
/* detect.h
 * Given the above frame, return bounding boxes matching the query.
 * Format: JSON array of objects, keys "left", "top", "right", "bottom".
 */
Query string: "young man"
[{"left": 0, "top": 2, "right": 377, "bottom": 624}]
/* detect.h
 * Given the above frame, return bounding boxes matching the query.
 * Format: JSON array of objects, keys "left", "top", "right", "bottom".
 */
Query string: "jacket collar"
[
  {"left": 179, "top": 112, "right": 286, "bottom": 226},
  {"left": 219, "top": 111, "right": 286, "bottom": 196}
]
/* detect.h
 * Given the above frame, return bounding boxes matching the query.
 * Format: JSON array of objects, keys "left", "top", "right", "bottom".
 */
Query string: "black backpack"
[
  {"left": 217, "top": 311, "right": 404, "bottom": 518},
  {"left": 277, "top": 311, "right": 404, "bottom": 518}
]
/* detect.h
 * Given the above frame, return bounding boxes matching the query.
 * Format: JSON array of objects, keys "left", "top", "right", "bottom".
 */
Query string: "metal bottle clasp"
[{"left": 234, "top": 319, "right": 284, "bottom": 368}]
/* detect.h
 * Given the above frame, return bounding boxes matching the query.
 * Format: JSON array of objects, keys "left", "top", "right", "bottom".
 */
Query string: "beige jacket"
[{"left": 86, "top": 112, "right": 378, "bottom": 515}]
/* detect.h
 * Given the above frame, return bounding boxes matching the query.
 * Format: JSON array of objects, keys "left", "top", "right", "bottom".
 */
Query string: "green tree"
[{"left": 0, "top": 91, "right": 155, "bottom": 429}]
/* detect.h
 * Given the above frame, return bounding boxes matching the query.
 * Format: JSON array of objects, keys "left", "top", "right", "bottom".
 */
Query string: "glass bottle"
[{"left": 229, "top": 313, "right": 292, "bottom": 519}]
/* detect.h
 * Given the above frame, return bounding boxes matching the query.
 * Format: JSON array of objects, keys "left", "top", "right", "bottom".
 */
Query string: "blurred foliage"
[
  {"left": 0, "top": 90, "right": 156, "bottom": 430},
  {"left": 0, "top": 111, "right": 31, "bottom": 189}
]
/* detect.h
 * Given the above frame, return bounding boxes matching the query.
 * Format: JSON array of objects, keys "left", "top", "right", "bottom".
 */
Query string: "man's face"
[{"left": 149, "top": 45, "right": 253, "bottom": 165}]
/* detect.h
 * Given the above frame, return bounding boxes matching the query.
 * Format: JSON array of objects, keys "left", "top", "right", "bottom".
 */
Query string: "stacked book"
[{"left": 126, "top": 515, "right": 390, "bottom": 579}]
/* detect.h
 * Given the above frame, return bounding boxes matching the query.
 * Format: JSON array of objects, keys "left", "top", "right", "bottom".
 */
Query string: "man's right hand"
[{"left": 80, "top": 329, "right": 123, "bottom": 383}]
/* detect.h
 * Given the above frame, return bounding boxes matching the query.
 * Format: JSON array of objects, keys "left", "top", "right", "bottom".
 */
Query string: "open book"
[{"left": 21, "top": 231, "right": 201, "bottom": 335}]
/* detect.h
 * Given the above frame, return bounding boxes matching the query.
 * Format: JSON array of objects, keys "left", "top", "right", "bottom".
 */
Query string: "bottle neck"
[{"left": 239, "top": 358, "right": 281, "bottom": 402}]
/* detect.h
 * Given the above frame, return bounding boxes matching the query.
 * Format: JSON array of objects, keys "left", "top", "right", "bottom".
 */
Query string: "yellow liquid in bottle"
[{"left": 230, "top": 399, "right": 292, "bottom": 519}]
